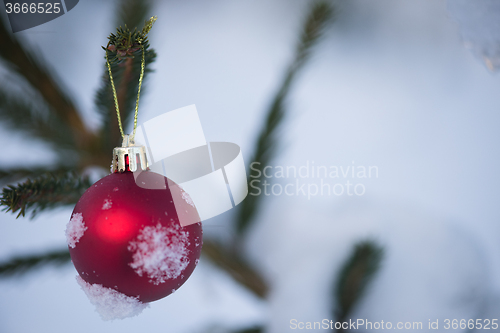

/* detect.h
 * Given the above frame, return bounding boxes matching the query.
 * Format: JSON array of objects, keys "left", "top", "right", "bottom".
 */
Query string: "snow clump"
[
  {"left": 128, "top": 223, "right": 190, "bottom": 285},
  {"left": 76, "top": 275, "right": 149, "bottom": 320},
  {"left": 65, "top": 213, "right": 87, "bottom": 248}
]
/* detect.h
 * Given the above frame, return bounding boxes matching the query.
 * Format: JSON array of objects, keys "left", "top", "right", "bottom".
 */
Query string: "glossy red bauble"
[{"left": 67, "top": 170, "right": 202, "bottom": 303}]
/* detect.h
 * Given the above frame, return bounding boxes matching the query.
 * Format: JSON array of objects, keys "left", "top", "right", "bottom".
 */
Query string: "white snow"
[
  {"left": 128, "top": 223, "right": 190, "bottom": 285},
  {"left": 102, "top": 199, "right": 112, "bottom": 210},
  {"left": 65, "top": 213, "right": 87, "bottom": 248},
  {"left": 76, "top": 275, "right": 149, "bottom": 321},
  {"left": 181, "top": 190, "right": 195, "bottom": 208}
]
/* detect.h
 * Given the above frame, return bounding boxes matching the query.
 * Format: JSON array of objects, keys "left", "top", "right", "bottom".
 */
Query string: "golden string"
[
  {"left": 132, "top": 47, "right": 146, "bottom": 142},
  {"left": 105, "top": 45, "right": 146, "bottom": 142},
  {"left": 105, "top": 50, "right": 125, "bottom": 139}
]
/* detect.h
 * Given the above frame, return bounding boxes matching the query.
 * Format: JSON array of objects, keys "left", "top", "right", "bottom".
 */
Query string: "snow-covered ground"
[{"left": 1, "top": 0, "right": 500, "bottom": 332}]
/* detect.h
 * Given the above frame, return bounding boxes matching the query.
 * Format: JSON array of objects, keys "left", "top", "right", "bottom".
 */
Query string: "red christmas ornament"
[
  {"left": 66, "top": 23, "right": 204, "bottom": 318},
  {"left": 66, "top": 141, "right": 202, "bottom": 307}
]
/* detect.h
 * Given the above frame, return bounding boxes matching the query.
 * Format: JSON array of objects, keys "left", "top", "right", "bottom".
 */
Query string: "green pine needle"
[
  {"left": 104, "top": 16, "right": 157, "bottom": 63},
  {"left": 1, "top": 172, "right": 91, "bottom": 218}
]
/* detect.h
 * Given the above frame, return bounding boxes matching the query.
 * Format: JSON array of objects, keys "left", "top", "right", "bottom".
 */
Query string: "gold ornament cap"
[{"left": 111, "top": 134, "right": 149, "bottom": 173}]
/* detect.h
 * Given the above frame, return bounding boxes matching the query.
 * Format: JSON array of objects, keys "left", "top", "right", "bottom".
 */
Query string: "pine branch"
[
  {"left": 0, "top": 240, "right": 269, "bottom": 300},
  {"left": 0, "top": 166, "right": 73, "bottom": 185},
  {"left": 0, "top": 88, "right": 79, "bottom": 155},
  {"left": 0, "top": 249, "right": 70, "bottom": 277},
  {"left": 202, "top": 240, "right": 268, "bottom": 298},
  {"left": 95, "top": 0, "right": 157, "bottom": 152},
  {"left": 235, "top": 1, "right": 335, "bottom": 236},
  {"left": 0, "top": 14, "right": 95, "bottom": 150},
  {"left": 334, "top": 240, "right": 384, "bottom": 329},
  {"left": 1, "top": 172, "right": 91, "bottom": 218}
]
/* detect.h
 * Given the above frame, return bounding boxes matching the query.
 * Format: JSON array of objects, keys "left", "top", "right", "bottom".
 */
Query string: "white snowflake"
[
  {"left": 102, "top": 199, "right": 112, "bottom": 210},
  {"left": 65, "top": 213, "right": 87, "bottom": 248},
  {"left": 128, "top": 223, "right": 190, "bottom": 285}
]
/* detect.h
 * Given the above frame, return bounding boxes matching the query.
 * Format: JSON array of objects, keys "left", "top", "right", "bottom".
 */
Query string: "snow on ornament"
[
  {"left": 76, "top": 275, "right": 149, "bottom": 320},
  {"left": 128, "top": 222, "right": 191, "bottom": 285},
  {"left": 65, "top": 213, "right": 87, "bottom": 248}
]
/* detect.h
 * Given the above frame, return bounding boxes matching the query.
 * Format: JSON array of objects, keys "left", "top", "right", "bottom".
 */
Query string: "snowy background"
[{"left": 1, "top": 0, "right": 500, "bottom": 332}]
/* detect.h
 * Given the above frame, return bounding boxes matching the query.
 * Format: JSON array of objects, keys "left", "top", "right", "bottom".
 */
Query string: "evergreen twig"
[
  {"left": 235, "top": 1, "right": 335, "bottom": 236},
  {"left": 95, "top": 0, "right": 157, "bottom": 152},
  {"left": 0, "top": 166, "right": 74, "bottom": 185},
  {"left": 0, "top": 239, "right": 269, "bottom": 300},
  {"left": 202, "top": 240, "right": 268, "bottom": 298},
  {"left": 1, "top": 172, "right": 91, "bottom": 218},
  {"left": 0, "top": 249, "right": 70, "bottom": 277},
  {"left": 334, "top": 240, "right": 384, "bottom": 330}
]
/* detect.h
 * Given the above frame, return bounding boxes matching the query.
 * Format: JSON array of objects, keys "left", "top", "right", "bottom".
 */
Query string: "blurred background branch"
[
  {"left": 333, "top": 240, "right": 384, "bottom": 331},
  {"left": 235, "top": 1, "right": 335, "bottom": 237},
  {"left": 0, "top": 11, "right": 95, "bottom": 151},
  {"left": 0, "top": 249, "right": 70, "bottom": 277}
]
